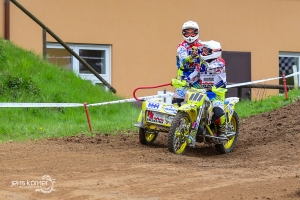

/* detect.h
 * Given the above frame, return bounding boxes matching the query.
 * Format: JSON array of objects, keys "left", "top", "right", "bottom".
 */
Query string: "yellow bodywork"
[{"left": 137, "top": 98, "right": 178, "bottom": 132}]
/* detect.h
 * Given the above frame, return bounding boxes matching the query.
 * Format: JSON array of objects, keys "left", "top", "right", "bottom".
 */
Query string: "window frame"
[{"left": 46, "top": 43, "right": 111, "bottom": 85}]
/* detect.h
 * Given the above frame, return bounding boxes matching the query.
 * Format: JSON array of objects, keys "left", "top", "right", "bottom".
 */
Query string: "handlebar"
[{"left": 133, "top": 82, "right": 172, "bottom": 101}]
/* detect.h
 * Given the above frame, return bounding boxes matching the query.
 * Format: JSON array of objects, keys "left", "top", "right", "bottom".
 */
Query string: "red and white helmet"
[
  {"left": 201, "top": 40, "right": 222, "bottom": 60},
  {"left": 182, "top": 20, "right": 199, "bottom": 44}
]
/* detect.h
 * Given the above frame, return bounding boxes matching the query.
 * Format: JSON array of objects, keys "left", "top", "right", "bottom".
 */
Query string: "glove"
[
  {"left": 191, "top": 46, "right": 199, "bottom": 58},
  {"left": 186, "top": 54, "right": 199, "bottom": 61},
  {"left": 172, "top": 78, "right": 189, "bottom": 88},
  {"left": 181, "top": 76, "right": 193, "bottom": 88},
  {"left": 183, "top": 55, "right": 194, "bottom": 63}
]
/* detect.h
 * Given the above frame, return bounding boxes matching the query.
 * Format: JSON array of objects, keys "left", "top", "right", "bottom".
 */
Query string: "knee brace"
[{"left": 212, "top": 107, "right": 225, "bottom": 125}]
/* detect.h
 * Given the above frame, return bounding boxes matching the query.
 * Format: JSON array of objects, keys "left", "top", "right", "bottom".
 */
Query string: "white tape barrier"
[
  {"left": 285, "top": 72, "right": 300, "bottom": 78},
  {"left": 88, "top": 93, "right": 174, "bottom": 107},
  {"left": 0, "top": 71, "right": 298, "bottom": 108},
  {"left": 0, "top": 103, "right": 83, "bottom": 108},
  {"left": 0, "top": 94, "right": 174, "bottom": 108},
  {"left": 226, "top": 71, "right": 300, "bottom": 89}
]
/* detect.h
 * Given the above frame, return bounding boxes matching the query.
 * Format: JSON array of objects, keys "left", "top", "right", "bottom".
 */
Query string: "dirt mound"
[
  {"left": 240, "top": 99, "right": 300, "bottom": 145},
  {"left": 0, "top": 101, "right": 300, "bottom": 199}
]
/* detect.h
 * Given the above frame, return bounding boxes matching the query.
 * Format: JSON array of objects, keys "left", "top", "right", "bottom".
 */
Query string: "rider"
[
  {"left": 199, "top": 40, "right": 227, "bottom": 137},
  {"left": 172, "top": 20, "right": 203, "bottom": 107}
]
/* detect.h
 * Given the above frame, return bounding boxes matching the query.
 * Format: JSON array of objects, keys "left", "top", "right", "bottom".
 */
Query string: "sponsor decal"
[
  {"left": 146, "top": 102, "right": 161, "bottom": 110},
  {"left": 212, "top": 101, "right": 224, "bottom": 107},
  {"left": 212, "top": 101, "right": 224, "bottom": 110},
  {"left": 203, "top": 77, "right": 214, "bottom": 81},
  {"left": 146, "top": 111, "right": 164, "bottom": 124},
  {"left": 227, "top": 103, "right": 234, "bottom": 115},
  {"left": 176, "top": 90, "right": 185, "bottom": 98},
  {"left": 163, "top": 105, "right": 177, "bottom": 114},
  {"left": 179, "top": 52, "right": 187, "bottom": 58},
  {"left": 178, "top": 47, "right": 186, "bottom": 54}
]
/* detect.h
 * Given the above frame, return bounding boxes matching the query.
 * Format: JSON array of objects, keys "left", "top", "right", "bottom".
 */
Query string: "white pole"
[{"left": 292, "top": 65, "right": 298, "bottom": 90}]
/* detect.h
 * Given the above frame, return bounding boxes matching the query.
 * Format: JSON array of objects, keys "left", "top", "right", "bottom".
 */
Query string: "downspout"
[{"left": 4, "top": 0, "right": 10, "bottom": 40}]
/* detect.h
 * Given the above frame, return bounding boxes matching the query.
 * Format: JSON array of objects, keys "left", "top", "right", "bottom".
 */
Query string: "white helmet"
[
  {"left": 182, "top": 20, "right": 199, "bottom": 43},
  {"left": 201, "top": 40, "right": 222, "bottom": 60}
]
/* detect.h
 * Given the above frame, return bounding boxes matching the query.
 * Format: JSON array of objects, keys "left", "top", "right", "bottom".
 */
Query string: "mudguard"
[{"left": 224, "top": 97, "right": 240, "bottom": 122}]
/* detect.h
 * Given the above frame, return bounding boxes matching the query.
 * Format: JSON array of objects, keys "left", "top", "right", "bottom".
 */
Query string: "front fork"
[
  {"left": 188, "top": 102, "right": 216, "bottom": 147},
  {"left": 193, "top": 100, "right": 215, "bottom": 137},
  {"left": 188, "top": 106, "right": 204, "bottom": 147}
]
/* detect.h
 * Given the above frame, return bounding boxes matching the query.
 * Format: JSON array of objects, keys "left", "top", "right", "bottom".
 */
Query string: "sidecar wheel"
[
  {"left": 139, "top": 128, "right": 158, "bottom": 145},
  {"left": 215, "top": 111, "right": 239, "bottom": 154},
  {"left": 168, "top": 112, "right": 191, "bottom": 155}
]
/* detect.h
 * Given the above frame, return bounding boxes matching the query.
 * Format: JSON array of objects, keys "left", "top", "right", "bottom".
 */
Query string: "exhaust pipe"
[{"left": 205, "top": 131, "right": 236, "bottom": 141}]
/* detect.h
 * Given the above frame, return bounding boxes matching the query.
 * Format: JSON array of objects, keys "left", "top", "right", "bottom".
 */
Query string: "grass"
[
  {"left": 0, "top": 37, "right": 300, "bottom": 142},
  {"left": 0, "top": 38, "right": 141, "bottom": 142},
  {"left": 235, "top": 89, "right": 300, "bottom": 118}
]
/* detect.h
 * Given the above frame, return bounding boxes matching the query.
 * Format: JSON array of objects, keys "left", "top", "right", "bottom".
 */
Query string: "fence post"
[
  {"left": 282, "top": 74, "right": 288, "bottom": 100},
  {"left": 43, "top": 28, "right": 46, "bottom": 59},
  {"left": 84, "top": 102, "right": 93, "bottom": 133},
  {"left": 292, "top": 65, "right": 298, "bottom": 90}
]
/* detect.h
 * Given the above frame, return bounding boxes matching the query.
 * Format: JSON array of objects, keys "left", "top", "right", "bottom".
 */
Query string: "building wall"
[{"left": 1, "top": 0, "right": 300, "bottom": 99}]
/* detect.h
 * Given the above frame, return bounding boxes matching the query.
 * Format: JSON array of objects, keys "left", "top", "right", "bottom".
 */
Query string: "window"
[
  {"left": 279, "top": 52, "right": 300, "bottom": 88},
  {"left": 46, "top": 43, "right": 111, "bottom": 85},
  {"left": 79, "top": 49, "right": 106, "bottom": 74},
  {"left": 46, "top": 47, "right": 72, "bottom": 71}
]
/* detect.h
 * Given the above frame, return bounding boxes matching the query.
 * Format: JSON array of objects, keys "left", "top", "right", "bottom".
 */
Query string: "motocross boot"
[
  {"left": 216, "top": 115, "right": 226, "bottom": 137},
  {"left": 212, "top": 106, "right": 226, "bottom": 137},
  {"left": 217, "top": 124, "right": 226, "bottom": 137}
]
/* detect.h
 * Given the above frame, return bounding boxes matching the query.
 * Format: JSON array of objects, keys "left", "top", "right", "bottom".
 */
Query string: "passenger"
[{"left": 200, "top": 40, "right": 227, "bottom": 137}]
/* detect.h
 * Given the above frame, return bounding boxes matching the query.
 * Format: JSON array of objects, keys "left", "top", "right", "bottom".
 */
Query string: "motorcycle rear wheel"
[
  {"left": 168, "top": 112, "right": 191, "bottom": 155},
  {"left": 215, "top": 111, "right": 239, "bottom": 154},
  {"left": 139, "top": 128, "right": 158, "bottom": 145}
]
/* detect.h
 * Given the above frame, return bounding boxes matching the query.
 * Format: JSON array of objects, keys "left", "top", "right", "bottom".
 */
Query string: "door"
[{"left": 222, "top": 51, "right": 251, "bottom": 99}]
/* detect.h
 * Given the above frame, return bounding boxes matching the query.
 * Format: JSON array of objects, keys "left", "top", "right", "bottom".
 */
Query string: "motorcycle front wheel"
[
  {"left": 215, "top": 111, "right": 239, "bottom": 154},
  {"left": 168, "top": 112, "right": 191, "bottom": 155},
  {"left": 139, "top": 128, "right": 158, "bottom": 145}
]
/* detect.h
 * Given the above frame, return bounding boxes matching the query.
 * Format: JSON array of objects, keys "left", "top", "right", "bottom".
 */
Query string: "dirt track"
[{"left": 1, "top": 101, "right": 300, "bottom": 200}]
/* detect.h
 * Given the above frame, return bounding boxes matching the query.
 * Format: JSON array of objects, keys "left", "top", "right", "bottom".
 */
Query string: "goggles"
[
  {"left": 182, "top": 29, "right": 198, "bottom": 37},
  {"left": 202, "top": 47, "right": 222, "bottom": 56}
]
